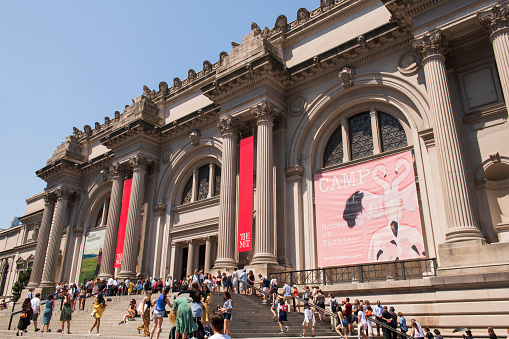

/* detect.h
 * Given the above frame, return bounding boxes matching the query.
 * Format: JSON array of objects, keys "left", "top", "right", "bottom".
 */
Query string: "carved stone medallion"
[
  {"left": 288, "top": 95, "right": 307, "bottom": 116},
  {"left": 162, "top": 148, "right": 173, "bottom": 164},
  {"left": 398, "top": 50, "right": 421, "bottom": 75}
]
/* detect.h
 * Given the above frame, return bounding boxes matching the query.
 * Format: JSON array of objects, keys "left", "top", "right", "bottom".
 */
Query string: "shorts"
[
  {"left": 279, "top": 312, "right": 287, "bottom": 322},
  {"left": 86, "top": 289, "right": 92, "bottom": 294},
  {"left": 263, "top": 287, "right": 269, "bottom": 294},
  {"left": 345, "top": 315, "right": 354, "bottom": 323},
  {"left": 239, "top": 281, "right": 247, "bottom": 291},
  {"left": 31, "top": 314, "right": 39, "bottom": 321},
  {"left": 153, "top": 309, "right": 164, "bottom": 318},
  {"left": 223, "top": 313, "right": 232, "bottom": 321}
]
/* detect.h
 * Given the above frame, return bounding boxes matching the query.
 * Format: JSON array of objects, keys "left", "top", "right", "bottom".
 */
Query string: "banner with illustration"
[
  {"left": 79, "top": 228, "right": 105, "bottom": 282},
  {"left": 313, "top": 151, "right": 424, "bottom": 268}
]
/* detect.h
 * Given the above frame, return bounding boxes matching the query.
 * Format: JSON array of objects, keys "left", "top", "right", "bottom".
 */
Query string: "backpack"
[
  {"left": 169, "top": 326, "right": 176, "bottom": 339},
  {"left": 281, "top": 304, "right": 287, "bottom": 313}
]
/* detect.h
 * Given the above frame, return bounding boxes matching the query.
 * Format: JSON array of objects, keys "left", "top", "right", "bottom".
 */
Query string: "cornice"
[{"left": 172, "top": 196, "right": 220, "bottom": 214}]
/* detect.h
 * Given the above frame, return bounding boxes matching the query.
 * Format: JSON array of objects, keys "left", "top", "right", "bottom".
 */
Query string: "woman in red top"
[{"left": 292, "top": 285, "right": 301, "bottom": 312}]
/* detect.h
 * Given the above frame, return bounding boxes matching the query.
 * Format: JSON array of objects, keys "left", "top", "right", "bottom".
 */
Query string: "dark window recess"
[
  {"left": 214, "top": 165, "right": 221, "bottom": 196},
  {"left": 95, "top": 206, "right": 103, "bottom": 227},
  {"left": 323, "top": 125, "right": 343, "bottom": 167},
  {"left": 379, "top": 112, "right": 407, "bottom": 152},
  {"left": 182, "top": 176, "right": 193, "bottom": 204},
  {"left": 349, "top": 112, "right": 373, "bottom": 159},
  {"left": 197, "top": 165, "right": 210, "bottom": 200}
]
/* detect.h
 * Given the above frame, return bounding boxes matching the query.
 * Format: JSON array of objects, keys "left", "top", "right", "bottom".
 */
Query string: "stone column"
[
  {"left": 40, "top": 188, "right": 72, "bottom": 289},
  {"left": 251, "top": 102, "right": 278, "bottom": 266},
  {"left": 98, "top": 164, "right": 125, "bottom": 279},
  {"left": 152, "top": 204, "right": 167, "bottom": 278},
  {"left": 479, "top": 3, "right": 509, "bottom": 110},
  {"left": 204, "top": 236, "right": 213, "bottom": 273},
  {"left": 27, "top": 193, "right": 56, "bottom": 288},
  {"left": 186, "top": 240, "right": 195, "bottom": 277},
  {"left": 285, "top": 166, "right": 305, "bottom": 271},
  {"left": 119, "top": 155, "right": 147, "bottom": 279},
  {"left": 341, "top": 117, "right": 350, "bottom": 162},
  {"left": 414, "top": 32, "right": 484, "bottom": 242},
  {"left": 214, "top": 116, "right": 238, "bottom": 270},
  {"left": 370, "top": 109, "right": 381, "bottom": 154}
]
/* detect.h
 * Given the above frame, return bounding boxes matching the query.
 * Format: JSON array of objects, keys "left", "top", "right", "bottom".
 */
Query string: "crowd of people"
[{"left": 12, "top": 276, "right": 509, "bottom": 339}]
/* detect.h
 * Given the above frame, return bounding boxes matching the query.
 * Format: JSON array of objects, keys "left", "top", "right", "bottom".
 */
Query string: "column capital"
[
  {"left": 53, "top": 187, "right": 75, "bottom": 201},
  {"left": 153, "top": 203, "right": 167, "bottom": 216},
  {"left": 43, "top": 192, "right": 57, "bottom": 205},
  {"left": 285, "top": 165, "right": 304, "bottom": 183},
  {"left": 129, "top": 154, "right": 148, "bottom": 172},
  {"left": 217, "top": 116, "right": 238, "bottom": 138},
  {"left": 479, "top": 2, "right": 509, "bottom": 39},
  {"left": 110, "top": 163, "right": 127, "bottom": 179},
  {"left": 413, "top": 31, "right": 449, "bottom": 63},
  {"left": 251, "top": 101, "right": 280, "bottom": 126}
]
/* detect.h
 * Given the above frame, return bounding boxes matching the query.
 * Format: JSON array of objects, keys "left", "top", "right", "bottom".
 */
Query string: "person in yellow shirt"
[{"left": 89, "top": 294, "right": 107, "bottom": 336}]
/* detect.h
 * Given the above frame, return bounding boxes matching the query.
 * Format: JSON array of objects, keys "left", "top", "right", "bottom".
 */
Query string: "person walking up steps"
[
  {"left": 89, "top": 293, "right": 107, "bottom": 336},
  {"left": 301, "top": 302, "right": 315, "bottom": 338},
  {"left": 277, "top": 296, "right": 289, "bottom": 333},
  {"left": 150, "top": 287, "right": 172, "bottom": 339},
  {"left": 137, "top": 291, "right": 152, "bottom": 337}
]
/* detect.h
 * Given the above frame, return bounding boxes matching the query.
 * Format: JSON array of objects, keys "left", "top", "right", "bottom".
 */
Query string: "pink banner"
[
  {"left": 238, "top": 136, "right": 254, "bottom": 252},
  {"left": 314, "top": 151, "right": 424, "bottom": 267},
  {"left": 114, "top": 178, "right": 132, "bottom": 268}
]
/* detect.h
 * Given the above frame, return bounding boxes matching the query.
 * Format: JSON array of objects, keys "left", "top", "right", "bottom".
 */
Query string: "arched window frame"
[
  {"left": 319, "top": 105, "right": 411, "bottom": 170},
  {"left": 179, "top": 160, "right": 221, "bottom": 205},
  {"left": 92, "top": 197, "right": 109, "bottom": 230}
]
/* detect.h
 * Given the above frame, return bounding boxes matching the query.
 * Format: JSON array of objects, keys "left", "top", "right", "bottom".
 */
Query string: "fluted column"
[
  {"left": 27, "top": 193, "right": 56, "bottom": 288},
  {"left": 98, "top": 164, "right": 125, "bottom": 279},
  {"left": 40, "top": 188, "right": 72, "bottom": 288},
  {"left": 414, "top": 32, "right": 484, "bottom": 242},
  {"left": 252, "top": 102, "right": 279, "bottom": 265},
  {"left": 119, "top": 155, "right": 147, "bottom": 279},
  {"left": 214, "top": 116, "right": 238, "bottom": 270},
  {"left": 479, "top": 2, "right": 509, "bottom": 110},
  {"left": 186, "top": 240, "right": 195, "bottom": 277},
  {"left": 204, "top": 236, "right": 213, "bottom": 273},
  {"left": 152, "top": 204, "right": 167, "bottom": 278}
]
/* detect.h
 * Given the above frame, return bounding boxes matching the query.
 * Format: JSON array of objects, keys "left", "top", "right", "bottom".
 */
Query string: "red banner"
[
  {"left": 114, "top": 178, "right": 132, "bottom": 268},
  {"left": 314, "top": 151, "right": 424, "bottom": 267},
  {"left": 238, "top": 136, "right": 254, "bottom": 252}
]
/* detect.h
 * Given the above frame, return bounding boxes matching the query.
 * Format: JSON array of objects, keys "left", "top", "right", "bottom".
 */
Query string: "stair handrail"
[{"left": 245, "top": 280, "right": 412, "bottom": 339}]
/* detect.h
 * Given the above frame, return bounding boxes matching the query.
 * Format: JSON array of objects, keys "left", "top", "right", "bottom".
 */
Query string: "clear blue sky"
[{"left": 0, "top": 1, "right": 317, "bottom": 226}]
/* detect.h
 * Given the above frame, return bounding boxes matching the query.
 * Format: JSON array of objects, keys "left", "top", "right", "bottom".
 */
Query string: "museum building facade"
[{"left": 1, "top": 0, "right": 509, "bottom": 333}]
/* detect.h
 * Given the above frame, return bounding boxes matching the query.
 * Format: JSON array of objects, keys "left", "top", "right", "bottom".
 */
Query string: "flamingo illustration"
[{"left": 342, "top": 158, "right": 424, "bottom": 262}]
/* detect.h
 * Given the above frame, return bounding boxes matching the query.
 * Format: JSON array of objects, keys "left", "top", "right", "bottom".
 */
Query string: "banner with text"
[
  {"left": 238, "top": 136, "right": 254, "bottom": 252},
  {"left": 313, "top": 151, "right": 424, "bottom": 267},
  {"left": 114, "top": 178, "right": 132, "bottom": 268}
]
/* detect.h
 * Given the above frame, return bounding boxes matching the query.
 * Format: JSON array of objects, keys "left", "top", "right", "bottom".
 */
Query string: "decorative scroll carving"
[
  {"left": 413, "top": 31, "right": 449, "bottom": 60},
  {"left": 54, "top": 187, "right": 74, "bottom": 200},
  {"left": 479, "top": 3, "right": 509, "bottom": 36},
  {"left": 130, "top": 154, "right": 148, "bottom": 172},
  {"left": 339, "top": 67, "right": 355, "bottom": 88},
  {"left": 217, "top": 116, "right": 238, "bottom": 137},
  {"left": 189, "top": 130, "right": 201, "bottom": 146},
  {"left": 110, "top": 163, "right": 126, "bottom": 178}
]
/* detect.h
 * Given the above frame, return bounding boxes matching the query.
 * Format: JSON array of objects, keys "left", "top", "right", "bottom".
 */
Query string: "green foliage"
[
  {"left": 79, "top": 257, "right": 99, "bottom": 282},
  {"left": 12, "top": 267, "right": 31, "bottom": 302}
]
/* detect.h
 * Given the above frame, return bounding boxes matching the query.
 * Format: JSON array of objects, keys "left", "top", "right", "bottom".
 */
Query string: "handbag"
[
  {"left": 20, "top": 313, "right": 27, "bottom": 319},
  {"left": 137, "top": 301, "right": 144, "bottom": 314}
]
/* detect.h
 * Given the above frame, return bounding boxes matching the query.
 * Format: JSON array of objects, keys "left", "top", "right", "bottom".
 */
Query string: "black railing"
[{"left": 272, "top": 258, "right": 437, "bottom": 286}]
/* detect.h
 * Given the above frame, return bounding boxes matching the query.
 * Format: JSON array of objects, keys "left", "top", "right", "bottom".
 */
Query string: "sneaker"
[
  {"left": 300, "top": 335, "right": 305, "bottom": 337},
  {"left": 97, "top": 334, "right": 101, "bottom": 336},
  {"left": 89, "top": 331, "right": 91, "bottom": 335},
  {"left": 280, "top": 330, "right": 285, "bottom": 333},
  {"left": 286, "top": 326, "right": 289, "bottom": 332}
]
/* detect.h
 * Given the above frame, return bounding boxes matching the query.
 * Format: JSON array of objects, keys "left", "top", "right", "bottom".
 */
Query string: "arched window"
[
  {"left": 349, "top": 112, "right": 373, "bottom": 160},
  {"left": 322, "top": 111, "right": 408, "bottom": 167},
  {"left": 95, "top": 206, "right": 104, "bottom": 227},
  {"left": 323, "top": 125, "right": 343, "bottom": 167},
  {"left": 379, "top": 112, "right": 407, "bottom": 151},
  {"left": 0, "top": 263, "right": 8, "bottom": 296},
  {"left": 181, "top": 162, "right": 221, "bottom": 205}
]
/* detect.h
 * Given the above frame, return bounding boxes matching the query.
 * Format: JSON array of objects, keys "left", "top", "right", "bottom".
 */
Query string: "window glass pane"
[
  {"left": 214, "top": 165, "right": 221, "bottom": 196},
  {"left": 349, "top": 112, "right": 373, "bottom": 159},
  {"left": 95, "top": 206, "right": 103, "bottom": 227},
  {"left": 182, "top": 176, "right": 193, "bottom": 204},
  {"left": 323, "top": 125, "right": 343, "bottom": 167},
  {"left": 197, "top": 165, "right": 210, "bottom": 200},
  {"left": 379, "top": 112, "right": 407, "bottom": 152}
]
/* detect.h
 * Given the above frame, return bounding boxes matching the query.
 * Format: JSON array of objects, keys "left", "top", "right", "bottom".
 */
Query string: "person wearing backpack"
[{"left": 277, "top": 296, "right": 289, "bottom": 333}]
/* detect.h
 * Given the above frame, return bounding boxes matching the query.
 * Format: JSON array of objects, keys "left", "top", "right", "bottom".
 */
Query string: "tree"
[{"left": 12, "top": 268, "right": 31, "bottom": 302}]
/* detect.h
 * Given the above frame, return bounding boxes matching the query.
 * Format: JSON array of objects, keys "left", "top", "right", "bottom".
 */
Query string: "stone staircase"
[{"left": 0, "top": 292, "right": 348, "bottom": 338}]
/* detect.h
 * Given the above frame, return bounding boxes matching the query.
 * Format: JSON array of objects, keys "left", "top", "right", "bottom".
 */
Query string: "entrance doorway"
[
  {"left": 181, "top": 247, "right": 188, "bottom": 281},
  {"left": 198, "top": 244, "right": 206, "bottom": 271}
]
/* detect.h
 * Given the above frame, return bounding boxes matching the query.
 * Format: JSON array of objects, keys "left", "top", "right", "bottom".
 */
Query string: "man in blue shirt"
[
  {"left": 239, "top": 268, "right": 248, "bottom": 294},
  {"left": 282, "top": 283, "right": 292, "bottom": 312}
]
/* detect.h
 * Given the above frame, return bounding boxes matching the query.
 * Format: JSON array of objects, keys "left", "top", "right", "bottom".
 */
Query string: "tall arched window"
[
  {"left": 0, "top": 263, "right": 8, "bottom": 296},
  {"left": 323, "top": 125, "right": 343, "bottom": 167},
  {"left": 323, "top": 111, "right": 408, "bottom": 167},
  {"left": 181, "top": 162, "right": 221, "bottom": 205}
]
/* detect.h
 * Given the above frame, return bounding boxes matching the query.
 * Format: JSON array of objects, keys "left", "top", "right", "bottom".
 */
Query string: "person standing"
[
  {"left": 262, "top": 276, "right": 270, "bottom": 304},
  {"left": 488, "top": 327, "right": 498, "bottom": 339},
  {"left": 344, "top": 297, "right": 354, "bottom": 335},
  {"left": 173, "top": 293, "right": 196, "bottom": 339},
  {"left": 302, "top": 302, "right": 316, "bottom": 338},
  {"left": 220, "top": 291, "right": 233, "bottom": 337},
  {"left": 293, "top": 285, "right": 300, "bottom": 312},
  {"left": 232, "top": 268, "right": 238, "bottom": 294},
  {"left": 398, "top": 312, "right": 408, "bottom": 339},
  {"left": 283, "top": 282, "right": 292, "bottom": 312},
  {"left": 433, "top": 329, "right": 443, "bottom": 339},
  {"left": 389, "top": 307, "right": 398, "bottom": 339},
  {"left": 41, "top": 295, "right": 54, "bottom": 333},
  {"left": 209, "top": 311, "right": 232, "bottom": 339},
  {"left": 16, "top": 298, "right": 33, "bottom": 336},
  {"left": 137, "top": 291, "right": 152, "bottom": 337},
  {"left": 239, "top": 269, "right": 248, "bottom": 295},
  {"left": 411, "top": 319, "right": 425, "bottom": 339},
  {"left": 201, "top": 285, "right": 212, "bottom": 326},
  {"left": 381, "top": 306, "right": 392, "bottom": 339},
  {"left": 60, "top": 294, "right": 72, "bottom": 334},
  {"left": 89, "top": 294, "right": 107, "bottom": 336},
  {"left": 364, "top": 300, "right": 374, "bottom": 337},
  {"left": 374, "top": 300, "right": 384, "bottom": 336},
  {"left": 150, "top": 287, "right": 172, "bottom": 339},
  {"left": 357, "top": 305, "right": 368, "bottom": 339},
  {"left": 30, "top": 292, "right": 41, "bottom": 332}
]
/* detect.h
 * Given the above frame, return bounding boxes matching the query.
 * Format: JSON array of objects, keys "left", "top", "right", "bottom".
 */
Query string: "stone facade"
[{"left": 1, "top": 0, "right": 509, "bottom": 334}]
